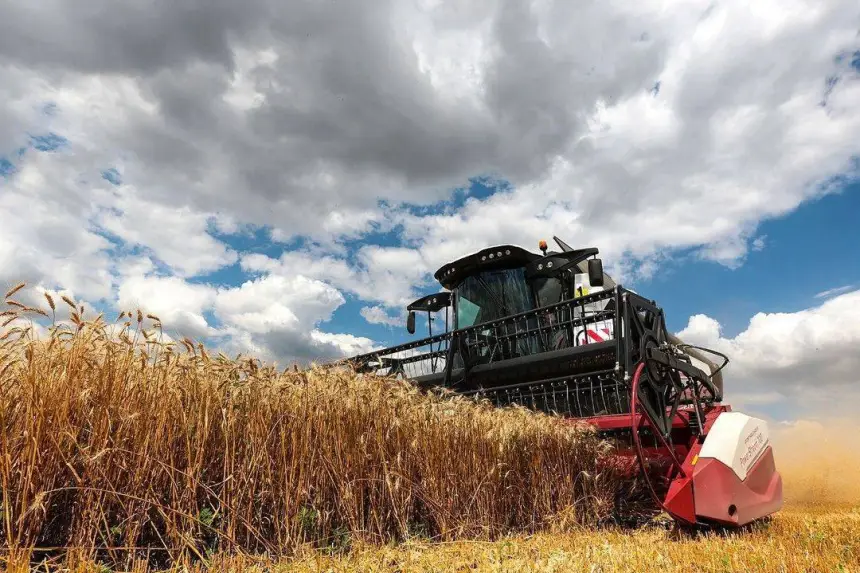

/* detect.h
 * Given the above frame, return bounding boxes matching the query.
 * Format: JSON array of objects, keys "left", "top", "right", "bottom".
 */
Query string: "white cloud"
[
  {"left": 0, "top": 152, "right": 115, "bottom": 302},
  {"left": 676, "top": 290, "right": 860, "bottom": 415},
  {"left": 3, "top": 0, "right": 856, "bottom": 266},
  {"left": 360, "top": 305, "right": 405, "bottom": 328},
  {"left": 214, "top": 275, "right": 343, "bottom": 333},
  {"left": 814, "top": 284, "right": 855, "bottom": 299},
  {"left": 117, "top": 274, "right": 217, "bottom": 339},
  {"left": 1, "top": 0, "right": 859, "bottom": 368},
  {"left": 112, "top": 271, "right": 374, "bottom": 363},
  {"left": 242, "top": 246, "right": 433, "bottom": 309},
  {"left": 211, "top": 274, "right": 378, "bottom": 363},
  {"left": 308, "top": 331, "right": 378, "bottom": 359},
  {"left": 751, "top": 236, "right": 767, "bottom": 252},
  {"left": 677, "top": 314, "right": 724, "bottom": 345},
  {"left": 97, "top": 184, "right": 238, "bottom": 277}
]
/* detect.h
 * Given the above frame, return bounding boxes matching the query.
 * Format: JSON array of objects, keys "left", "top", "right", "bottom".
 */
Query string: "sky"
[{"left": 1, "top": 0, "right": 859, "bottom": 423}]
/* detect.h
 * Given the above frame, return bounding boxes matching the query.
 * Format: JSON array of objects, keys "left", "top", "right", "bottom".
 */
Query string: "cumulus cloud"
[
  {"left": 3, "top": 0, "right": 857, "bottom": 253},
  {"left": 676, "top": 290, "right": 860, "bottom": 416},
  {"left": 117, "top": 274, "right": 218, "bottom": 339},
  {"left": 214, "top": 274, "right": 343, "bottom": 332},
  {"left": 241, "top": 247, "right": 434, "bottom": 309},
  {"left": 1, "top": 0, "right": 859, "bottom": 367},
  {"left": 0, "top": 158, "right": 115, "bottom": 302},
  {"left": 112, "top": 271, "right": 376, "bottom": 364},
  {"left": 97, "top": 185, "right": 238, "bottom": 277},
  {"left": 360, "top": 306, "right": 405, "bottom": 328}
]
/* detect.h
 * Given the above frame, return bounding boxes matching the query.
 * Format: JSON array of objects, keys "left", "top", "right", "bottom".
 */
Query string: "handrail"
[{"left": 335, "top": 287, "right": 618, "bottom": 368}]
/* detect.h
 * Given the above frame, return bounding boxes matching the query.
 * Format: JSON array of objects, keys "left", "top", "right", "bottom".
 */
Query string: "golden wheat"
[
  {"left": 0, "top": 284, "right": 638, "bottom": 570},
  {"left": 3, "top": 283, "right": 25, "bottom": 300}
]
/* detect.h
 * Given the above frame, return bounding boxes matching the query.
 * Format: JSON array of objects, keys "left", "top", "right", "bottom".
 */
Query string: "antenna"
[{"left": 553, "top": 236, "right": 574, "bottom": 252}]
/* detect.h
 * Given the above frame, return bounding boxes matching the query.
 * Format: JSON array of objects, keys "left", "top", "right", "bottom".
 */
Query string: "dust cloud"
[{"left": 770, "top": 418, "right": 860, "bottom": 505}]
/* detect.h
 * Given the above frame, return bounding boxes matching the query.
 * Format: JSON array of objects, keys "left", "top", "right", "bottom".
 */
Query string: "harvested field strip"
[
  {"left": 247, "top": 503, "right": 860, "bottom": 573},
  {"left": 0, "top": 286, "right": 638, "bottom": 567},
  {"left": 2, "top": 504, "right": 857, "bottom": 572}
]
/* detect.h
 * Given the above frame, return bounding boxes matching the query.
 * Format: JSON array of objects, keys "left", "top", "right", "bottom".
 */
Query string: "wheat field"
[
  {"left": 0, "top": 284, "right": 643, "bottom": 570},
  {"left": 0, "top": 283, "right": 858, "bottom": 572}
]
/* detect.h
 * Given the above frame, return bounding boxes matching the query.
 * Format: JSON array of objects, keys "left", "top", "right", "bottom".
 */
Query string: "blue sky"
[{"left": 653, "top": 182, "right": 860, "bottom": 335}]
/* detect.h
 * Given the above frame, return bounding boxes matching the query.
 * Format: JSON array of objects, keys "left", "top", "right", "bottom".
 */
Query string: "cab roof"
[{"left": 433, "top": 245, "right": 541, "bottom": 290}]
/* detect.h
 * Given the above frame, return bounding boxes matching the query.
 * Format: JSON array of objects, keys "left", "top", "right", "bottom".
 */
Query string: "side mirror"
[
  {"left": 588, "top": 258, "right": 604, "bottom": 287},
  {"left": 406, "top": 311, "right": 416, "bottom": 334}
]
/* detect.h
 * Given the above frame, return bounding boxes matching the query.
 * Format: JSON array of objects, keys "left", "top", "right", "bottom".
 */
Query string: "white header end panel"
[{"left": 698, "top": 412, "right": 770, "bottom": 481}]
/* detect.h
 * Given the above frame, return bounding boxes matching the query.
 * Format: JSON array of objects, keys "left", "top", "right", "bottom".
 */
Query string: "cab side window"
[{"left": 533, "top": 277, "right": 563, "bottom": 307}]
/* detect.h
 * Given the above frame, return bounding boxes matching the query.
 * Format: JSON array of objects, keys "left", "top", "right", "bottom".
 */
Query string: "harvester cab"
[{"left": 336, "top": 236, "right": 783, "bottom": 528}]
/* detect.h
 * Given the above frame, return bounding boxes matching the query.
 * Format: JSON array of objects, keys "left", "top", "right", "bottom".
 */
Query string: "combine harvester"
[{"left": 336, "top": 237, "right": 783, "bottom": 528}]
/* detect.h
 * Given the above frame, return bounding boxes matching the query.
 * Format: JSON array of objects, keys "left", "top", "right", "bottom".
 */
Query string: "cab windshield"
[{"left": 454, "top": 268, "right": 535, "bottom": 328}]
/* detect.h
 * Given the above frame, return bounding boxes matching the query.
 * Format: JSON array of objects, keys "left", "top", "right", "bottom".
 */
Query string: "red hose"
[{"left": 630, "top": 360, "right": 693, "bottom": 525}]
